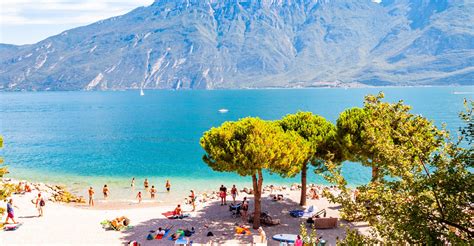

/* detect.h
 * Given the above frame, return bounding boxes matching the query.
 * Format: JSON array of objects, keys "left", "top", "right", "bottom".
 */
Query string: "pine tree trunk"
[
  {"left": 252, "top": 170, "right": 263, "bottom": 229},
  {"left": 371, "top": 166, "right": 379, "bottom": 182},
  {"left": 300, "top": 163, "right": 307, "bottom": 206}
]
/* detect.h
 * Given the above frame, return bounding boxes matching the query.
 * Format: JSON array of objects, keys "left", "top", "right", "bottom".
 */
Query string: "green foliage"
[
  {"left": 300, "top": 222, "right": 319, "bottom": 245},
  {"left": 337, "top": 92, "right": 443, "bottom": 182},
  {"left": 200, "top": 117, "right": 310, "bottom": 177},
  {"left": 278, "top": 112, "right": 338, "bottom": 205},
  {"left": 336, "top": 227, "right": 380, "bottom": 245},
  {"left": 0, "top": 136, "right": 12, "bottom": 218},
  {"left": 279, "top": 112, "right": 336, "bottom": 159},
  {"left": 279, "top": 112, "right": 340, "bottom": 170},
  {"left": 326, "top": 96, "right": 474, "bottom": 244},
  {"left": 200, "top": 117, "right": 309, "bottom": 228}
]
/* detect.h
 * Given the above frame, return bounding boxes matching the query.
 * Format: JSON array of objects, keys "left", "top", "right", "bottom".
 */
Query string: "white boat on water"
[
  {"left": 218, "top": 108, "right": 229, "bottom": 113},
  {"left": 140, "top": 88, "right": 145, "bottom": 96}
]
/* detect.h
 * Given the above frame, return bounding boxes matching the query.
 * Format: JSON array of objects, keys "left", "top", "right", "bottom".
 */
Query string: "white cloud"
[{"left": 0, "top": 0, "right": 154, "bottom": 25}]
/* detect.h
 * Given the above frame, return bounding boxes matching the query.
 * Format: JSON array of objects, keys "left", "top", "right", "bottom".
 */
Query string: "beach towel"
[
  {"left": 235, "top": 226, "right": 251, "bottom": 235},
  {"left": 302, "top": 206, "right": 318, "bottom": 219},
  {"left": 162, "top": 211, "right": 174, "bottom": 217},
  {"left": 169, "top": 229, "right": 185, "bottom": 241},
  {"left": 289, "top": 210, "right": 304, "bottom": 218},
  {"left": 175, "top": 238, "right": 189, "bottom": 245},
  {"left": 163, "top": 212, "right": 191, "bottom": 219},
  {"left": 155, "top": 229, "right": 171, "bottom": 239},
  {"left": 3, "top": 223, "right": 22, "bottom": 231}
]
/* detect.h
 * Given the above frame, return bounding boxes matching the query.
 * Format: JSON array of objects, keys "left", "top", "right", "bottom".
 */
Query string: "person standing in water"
[
  {"left": 136, "top": 191, "right": 142, "bottom": 203},
  {"left": 131, "top": 177, "right": 135, "bottom": 189},
  {"left": 189, "top": 190, "right": 196, "bottom": 212},
  {"left": 150, "top": 185, "right": 157, "bottom": 199},
  {"left": 144, "top": 179, "right": 149, "bottom": 191},
  {"left": 88, "top": 187, "right": 95, "bottom": 206},
  {"left": 35, "top": 193, "right": 45, "bottom": 217},
  {"left": 165, "top": 180, "right": 171, "bottom": 192},
  {"left": 103, "top": 184, "right": 109, "bottom": 199}
]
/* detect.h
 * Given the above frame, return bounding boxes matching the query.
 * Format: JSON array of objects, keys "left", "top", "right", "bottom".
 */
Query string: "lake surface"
[{"left": 0, "top": 87, "right": 472, "bottom": 200}]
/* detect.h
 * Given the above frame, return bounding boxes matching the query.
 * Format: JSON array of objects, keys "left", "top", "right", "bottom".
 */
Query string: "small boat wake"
[{"left": 218, "top": 108, "right": 229, "bottom": 113}]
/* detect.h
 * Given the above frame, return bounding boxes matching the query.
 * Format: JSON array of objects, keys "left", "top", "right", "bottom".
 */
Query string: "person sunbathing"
[
  {"left": 235, "top": 225, "right": 251, "bottom": 235},
  {"left": 110, "top": 216, "right": 129, "bottom": 230},
  {"left": 173, "top": 204, "right": 182, "bottom": 216},
  {"left": 157, "top": 227, "right": 166, "bottom": 235},
  {"left": 272, "top": 194, "right": 284, "bottom": 201},
  {"left": 24, "top": 183, "right": 32, "bottom": 192},
  {"left": 310, "top": 188, "right": 319, "bottom": 199},
  {"left": 171, "top": 232, "right": 181, "bottom": 240}
]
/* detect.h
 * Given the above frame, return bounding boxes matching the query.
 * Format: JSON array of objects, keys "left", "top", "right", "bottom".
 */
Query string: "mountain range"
[{"left": 0, "top": 0, "right": 473, "bottom": 91}]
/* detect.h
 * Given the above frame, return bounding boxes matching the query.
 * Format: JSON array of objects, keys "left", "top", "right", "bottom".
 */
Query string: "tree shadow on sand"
[{"left": 120, "top": 194, "right": 358, "bottom": 245}]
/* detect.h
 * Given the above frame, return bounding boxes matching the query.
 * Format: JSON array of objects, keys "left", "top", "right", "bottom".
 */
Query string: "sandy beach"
[{"left": 0, "top": 180, "right": 370, "bottom": 246}]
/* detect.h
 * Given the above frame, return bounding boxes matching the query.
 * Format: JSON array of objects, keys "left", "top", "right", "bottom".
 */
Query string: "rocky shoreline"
[{"left": 1, "top": 178, "right": 85, "bottom": 204}]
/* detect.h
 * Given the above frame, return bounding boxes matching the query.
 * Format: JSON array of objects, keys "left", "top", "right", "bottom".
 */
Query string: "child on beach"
[
  {"left": 136, "top": 191, "right": 142, "bottom": 203},
  {"left": 4, "top": 199, "right": 18, "bottom": 224},
  {"left": 165, "top": 180, "right": 171, "bottom": 192},
  {"left": 103, "top": 185, "right": 109, "bottom": 199},
  {"left": 35, "top": 193, "right": 45, "bottom": 217},
  {"left": 88, "top": 187, "right": 95, "bottom": 206},
  {"left": 150, "top": 185, "right": 157, "bottom": 199}
]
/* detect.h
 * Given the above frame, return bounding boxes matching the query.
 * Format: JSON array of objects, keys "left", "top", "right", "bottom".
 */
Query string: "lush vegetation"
[
  {"left": 327, "top": 95, "right": 473, "bottom": 244},
  {"left": 0, "top": 136, "right": 13, "bottom": 219},
  {"left": 200, "top": 93, "right": 473, "bottom": 243},
  {"left": 200, "top": 117, "right": 309, "bottom": 228},
  {"left": 278, "top": 112, "right": 337, "bottom": 206}
]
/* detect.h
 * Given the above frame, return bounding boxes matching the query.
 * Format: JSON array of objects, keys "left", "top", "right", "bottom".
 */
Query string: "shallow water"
[{"left": 0, "top": 86, "right": 472, "bottom": 200}]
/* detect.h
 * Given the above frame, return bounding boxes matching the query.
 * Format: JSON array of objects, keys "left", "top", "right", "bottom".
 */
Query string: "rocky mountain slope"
[{"left": 0, "top": 0, "right": 473, "bottom": 90}]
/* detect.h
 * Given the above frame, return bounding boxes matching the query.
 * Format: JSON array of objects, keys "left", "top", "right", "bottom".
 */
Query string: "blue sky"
[{"left": 0, "top": 0, "right": 154, "bottom": 45}]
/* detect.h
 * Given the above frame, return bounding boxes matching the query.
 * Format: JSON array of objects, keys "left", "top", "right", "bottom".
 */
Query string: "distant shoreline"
[{"left": 0, "top": 84, "right": 472, "bottom": 92}]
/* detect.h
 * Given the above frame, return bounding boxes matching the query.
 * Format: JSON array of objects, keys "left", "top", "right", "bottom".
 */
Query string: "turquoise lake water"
[{"left": 0, "top": 87, "right": 472, "bottom": 200}]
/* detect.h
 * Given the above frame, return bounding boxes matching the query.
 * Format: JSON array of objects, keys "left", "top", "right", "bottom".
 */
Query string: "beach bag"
[
  {"left": 40, "top": 199, "right": 45, "bottom": 207},
  {"left": 147, "top": 233, "right": 155, "bottom": 240},
  {"left": 207, "top": 231, "right": 214, "bottom": 237}
]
